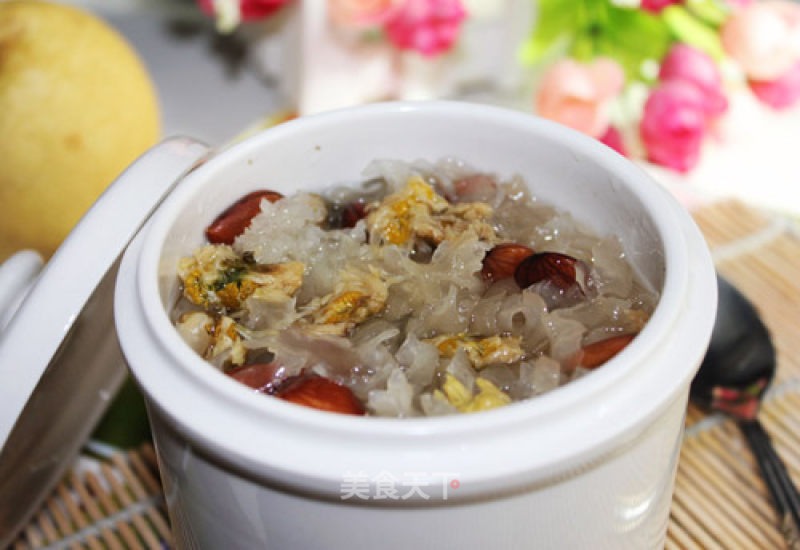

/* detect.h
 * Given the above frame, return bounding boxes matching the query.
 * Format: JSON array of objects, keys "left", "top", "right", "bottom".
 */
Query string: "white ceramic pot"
[{"left": 114, "top": 102, "right": 716, "bottom": 549}]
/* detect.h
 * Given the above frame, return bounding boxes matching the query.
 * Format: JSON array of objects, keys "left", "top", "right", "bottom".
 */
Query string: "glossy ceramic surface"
[
  {"left": 0, "top": 138, "right": 209, "bottom": 548},
  {"left": 114, "top": 102, "right": 717, "bottom": 549}
]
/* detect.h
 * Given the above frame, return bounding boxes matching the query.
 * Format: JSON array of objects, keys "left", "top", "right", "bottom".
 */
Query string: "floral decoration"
[
  {"left": 381, "top": 0, "right": 467, "bottom": 57},
  {"left": 536, "top": 57, "right": 625, "bottom": 139},
  {"left": 749, "top": 60, "right": 800, "bottom": 107},
  {"left": 199, "top": 0, "right": 467, "bottom": 58},
  {"left": 525, "top": 0, "right": 800, "bottom": 172},
  {"left": 641, "top": 79, "right": 713, "bottom": 171},
  {"left": 327, "top": 0, "right": 399, "bottom": 28},
  {"left": 641, "top": 0, "right": 683, "bottom": 14},
  {"left": 198, "top": 0, "right": 292, "bottom": 32},
  {"left": 199, "top": 0, "right": 800, "bottom": 173},
  {"left": 721, "top": 0, "right": 800, "bottom": 81},
  {"left": 639, "top": 43, "right": 727, "bottom": 171}
]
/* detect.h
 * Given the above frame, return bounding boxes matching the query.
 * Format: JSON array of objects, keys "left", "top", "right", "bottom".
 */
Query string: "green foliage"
[
  {"left": 591, "top": 5, "right": 672, "bottom": 80},
  {"left": 520, "top": 0, "right": 725, "bottom": 82},
  {"left": 685, "top": 0, "right": 730, "bottom": 26},
  {"left": 519, "top": 0, "right": 583, "bottom": 63},
  {"left": 91, "top": 377, "right": 151, "bottom": 449},
  {"left": 662, "top": 5, "right": 726, "bottom": 60}
]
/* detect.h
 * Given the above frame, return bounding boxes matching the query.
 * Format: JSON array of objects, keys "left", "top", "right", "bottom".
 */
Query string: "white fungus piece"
[
  {"left": 419, "top": 392, "right": 459, "bottom": 416},
  {"left": 529, "top": 356, "right": 563, "bottom": 395},
  {"left": 396, "top": 333, "right": 440, "bottom": 390},
  {"left": 367, "top": 368, "right": 415, "bottom": 417},
  {"left": 174, "top": 159, "right": 659, "bottom": 417},
  {"left": 175, "top": 312, "right": 213, "bottom": 356},
  {"left": 591, "top": 237, "right": 634, "bottom": 298},
  {"left": 444, "top": 348, "right": 477, "bottom": 393},
  {"left": 234, "top": 193, "right": 327, "bottom": 264},
  {"left": 542, "top": 313, "right": 586, "bottom": 364}
]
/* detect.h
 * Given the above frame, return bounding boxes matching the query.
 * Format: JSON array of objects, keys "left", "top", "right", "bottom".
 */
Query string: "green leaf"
[
  {"left": 662, "top": 5, "right": 725, "bottom": 60},
  {"left": 686, "top": 0, "right": 730, "bottom": 27},
  {"left": 570, "top": 32, "right": 596, "bottom": 62},
  {"left": 520, "top": 0, "right": 584, "bottom": 64},
  {"left": 584, "top": 4, "right": 672, "bottom": 81},
  {"left": 605, "top": 6, "right": 672, "bottom": 63},
  {"left": 521, "top": 0, "right": 674, "bottom": 83}
]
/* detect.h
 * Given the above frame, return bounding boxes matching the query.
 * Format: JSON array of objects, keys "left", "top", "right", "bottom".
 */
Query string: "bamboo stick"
[
  {"left": 56, "top": 484, "right": 103, "bottom": 549},
  {"left": 70, "top": 471, "right": 124, "bottom": 550},
  {"left": 84, "top": 470, "right": 144, "bottom": 550},
  {"left": 670, "top": 497, "right": 727, "bottom": 550},
  {"left": 101, "top": 462, "right": 162, "bottom": 550},
  {"left": 673, "top": 474, "right": 760, "bottom": 548},
  {"left": 666, "top": 517, "right": 701, "bottom": 550},
  {"left": 679, "top": 445, "right": 784, "bottom": 547}
]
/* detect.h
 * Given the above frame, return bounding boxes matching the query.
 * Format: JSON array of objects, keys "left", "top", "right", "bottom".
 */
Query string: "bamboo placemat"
[
  {"left": 668, "top": 200, "right": 800, "bottom": 550},
  {"left": 9, "top": 444, "right": 170, "bottom": 550},
  {"left": 10, "top": 199, "right": 800, "bottom": 549}
]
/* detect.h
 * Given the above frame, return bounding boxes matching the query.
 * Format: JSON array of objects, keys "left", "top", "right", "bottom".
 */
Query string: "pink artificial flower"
[
  {"left": 382, "top": 0, "right": 467, "bottom": 57},
  {"left": 329, "top": 0, "right": 399, "bottom": 27},
  {"left": 749, "top": 60, "right": 800, "bottom": 108},
  {"left": 659, "top": 43, "right": 728, "bottom": 116},
  {"left": 640, "top": 0, "right": 683, "bottom": 13},
  {"left": 536, "top": 58, "right": 625, "bottom": 138},
  {"left": 198, "top": 0, "right": 290, "bottom": 21},
  {"left": 721, "top": 0, "right": 800, "bottom": 81},
  {"left": 599, "top": 126, "right": 627, "bottom": 156},
  {"left": 640, "top": 80, "right": 709, "bottom": 173}
]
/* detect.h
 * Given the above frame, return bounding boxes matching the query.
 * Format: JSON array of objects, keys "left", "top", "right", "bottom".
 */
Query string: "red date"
[
  {"left": 206, "top": 189, "right": 283, "bottom": 245},
  {"left": 276, "top": 374, "right": 365, "bottom": 415},
  {"left": 227, "top": 362, "right": 286, "bottom": 393},
  {"left": 577, "top": 334, "right": 636, "bottom": 368}
]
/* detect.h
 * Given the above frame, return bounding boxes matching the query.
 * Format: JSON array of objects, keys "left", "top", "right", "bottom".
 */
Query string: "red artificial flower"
[
  {"left": 383, "top": 0, "right": 467, "bottom": 57},
  {"left": 599, "top": 126, "right": 627, "bottom": 156},
  {"left": 640, "top": 0, "right": 683, "bottom": 14},
  {"left": 641, "top": 80, "right": 709, "bottom": 173},
  {"left": 749, "top": 61, "right": 800, "bottom": 109},
  {"left": 659, "top": 43, "right": 728, "bottom": 117},
  {"left": 197, "top": 0, "right": 290, "bottom": 23}
]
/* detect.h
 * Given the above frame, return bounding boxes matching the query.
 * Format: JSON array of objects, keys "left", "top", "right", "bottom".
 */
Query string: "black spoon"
[{"left": 692, "top": 275, "right": 800, "bottom": 548}]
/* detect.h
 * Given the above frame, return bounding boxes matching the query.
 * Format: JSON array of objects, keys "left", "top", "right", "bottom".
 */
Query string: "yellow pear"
[{"left": 0, "top": 1, "right": 161, "bottom": 261}]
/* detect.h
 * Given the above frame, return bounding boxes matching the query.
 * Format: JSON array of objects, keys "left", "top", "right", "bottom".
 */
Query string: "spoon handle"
[{"left": 740, "top": 419, "right": 800, "bottom": 549}]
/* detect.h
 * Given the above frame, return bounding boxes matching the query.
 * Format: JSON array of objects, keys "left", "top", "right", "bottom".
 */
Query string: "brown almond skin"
[
  {"left": 341, "top": 201, "right": 368, "bottom": 228},
  {"left": 578, "top": 334, "right": 636, "bottom": 368},
  {"left": 206, "top": 190, "right": 283, "bottom": 244},
  {"left": 277, "top": 375, "right": 365, "bottom": 415},
  {"left": 514, "top": 252, "right": 580, "bottom": 291},
  {"left": 227, "top": 362, "right": 286, "bottom": 393},
  {"left": 482, "top": 243, "right": 535, "bottom": 281}
]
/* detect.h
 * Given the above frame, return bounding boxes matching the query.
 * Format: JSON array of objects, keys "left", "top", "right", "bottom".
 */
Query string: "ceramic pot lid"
[{"left": 0, "top": 137, "right": 209, "bottom": 547}]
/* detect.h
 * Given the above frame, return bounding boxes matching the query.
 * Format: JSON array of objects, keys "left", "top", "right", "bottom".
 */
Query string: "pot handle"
[
  {"left": 0, "top": 251, "right": 43, "bottom": 333},
  {"left": 0, "top": 137, "right": 211, "bottom": 548}
]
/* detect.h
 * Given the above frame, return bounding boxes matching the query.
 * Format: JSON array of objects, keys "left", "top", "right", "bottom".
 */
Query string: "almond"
[
  {"left": 481, "top": 243, "right": 535, "bottom": 281},
  {"left": 276, "top": 374, "right": 365, "bottom": 415},
  {"left": 341, "top": 201, "right": 368, "bottom": 228},
  {"left": 206, "top": 189, "right": 283, "bottom": 245},
  {"left": 514, "top": 252, "right": 586, "bottom": 292},
  {"left": 577, "top": 334, "right": 636, "bottom": 368}
]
